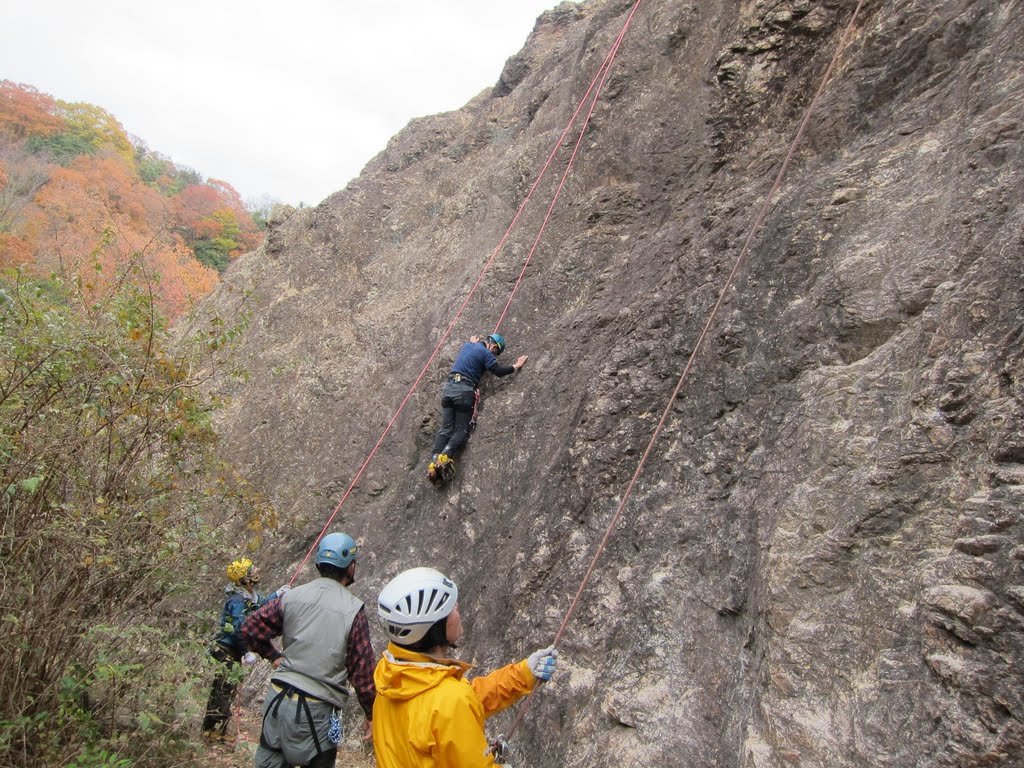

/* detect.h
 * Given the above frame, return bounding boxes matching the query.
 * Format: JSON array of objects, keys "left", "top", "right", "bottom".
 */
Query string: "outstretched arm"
[
  {"left": 487, "top": 354, "right": 527, "bottom": 378},
  {"left": 468, "top": 659, "right": 535, "bottom": 717}
]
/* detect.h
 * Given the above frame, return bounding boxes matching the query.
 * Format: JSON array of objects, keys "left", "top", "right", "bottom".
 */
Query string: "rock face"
[{"left": 200, "top": 0, "right": 1024, "bottom": 765}]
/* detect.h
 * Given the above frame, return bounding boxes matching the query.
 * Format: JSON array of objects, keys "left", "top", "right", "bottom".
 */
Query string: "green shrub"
[
  {"left": 26, "top": 132, "right": 96, "bottom": 166},
  {"left": 0, "top": 264, "right": 272, "bottom": 766}
]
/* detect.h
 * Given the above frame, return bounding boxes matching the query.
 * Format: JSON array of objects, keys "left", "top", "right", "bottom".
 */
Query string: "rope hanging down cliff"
[
  {"left": 287, "top": 0, "right": 648, "bottom": 582},
  {"left": 494, "top": 0, "right": 871, "bottom": 753}
]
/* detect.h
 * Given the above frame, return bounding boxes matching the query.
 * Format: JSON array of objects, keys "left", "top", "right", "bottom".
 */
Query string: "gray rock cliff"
[{"left": 199, "top": 0, "right": 1024, "bottom": 765}]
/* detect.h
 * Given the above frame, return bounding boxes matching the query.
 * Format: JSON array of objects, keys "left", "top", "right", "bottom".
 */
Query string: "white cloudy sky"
[{"left": 0, "top": 0, "right": 578, "bottom": 206}]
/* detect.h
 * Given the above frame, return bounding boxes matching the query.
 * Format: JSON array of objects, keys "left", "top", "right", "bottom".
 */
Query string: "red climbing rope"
[
  {"left": 289, "top": 0, "right": 649, "bottom": 582},
  {"left": 493, "top": 0, "right": 645, "bottom": 332},
  {"left": 497, "top": 0, "right": 870, "bottom": 747}
]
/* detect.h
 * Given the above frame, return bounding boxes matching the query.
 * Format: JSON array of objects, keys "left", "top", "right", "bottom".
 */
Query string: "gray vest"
[{"left": 272, "top": 577, "right": 364, "bottom": 707}]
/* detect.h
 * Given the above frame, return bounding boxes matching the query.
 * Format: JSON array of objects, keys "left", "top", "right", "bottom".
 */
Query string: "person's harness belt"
[{"left": 259, "top": 680, "right": 329, "bottom": 757}]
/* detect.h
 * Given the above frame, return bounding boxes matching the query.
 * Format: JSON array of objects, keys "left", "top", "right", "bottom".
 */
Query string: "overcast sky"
[{"left": 0, "top": 0, "right": 578, "bottom": 206}]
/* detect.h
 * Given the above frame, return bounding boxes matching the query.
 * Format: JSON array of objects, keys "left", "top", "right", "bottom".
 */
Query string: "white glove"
[
  {"left": 526, "top": 646, "right": 558, "bottom": 681},
  {"left": 242, "top": 652, "right": 259, "bottom": 666},
  {"left": 277, "top": 584, "right": 291, "bottom": 595}
]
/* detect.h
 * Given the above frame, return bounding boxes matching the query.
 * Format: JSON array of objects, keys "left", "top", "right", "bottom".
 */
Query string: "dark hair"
[
  {"left": 398, "top": 616, "right": 449, "bottom": 653},
  {"left": 316, "top": 562, "right": 350, "bottom": 582}
]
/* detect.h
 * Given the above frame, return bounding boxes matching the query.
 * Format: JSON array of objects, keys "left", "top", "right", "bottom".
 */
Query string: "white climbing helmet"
[{"left": 377, "top": 567, "right": 459, "bottom": 645}]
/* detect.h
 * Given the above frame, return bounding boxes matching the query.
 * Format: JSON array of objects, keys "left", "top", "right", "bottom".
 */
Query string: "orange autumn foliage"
[
  {"left": 176, "top": 181, "right": 260, "bottom": 251},
  {"left": 0, "top": 81, "right": 265, "bottom": 319},
  {"left": 0, "top": 81, "right": 62, "bottom": 140},
  {"left": 17, "top": 151, "right": 218, "bottom": 317}
]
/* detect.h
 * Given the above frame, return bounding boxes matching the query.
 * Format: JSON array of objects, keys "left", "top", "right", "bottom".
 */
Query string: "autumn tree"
[
  {"left": 0, "top": 81, "right": 264, "bottom": 305},
  {"left": 0, "top": 80, "right": 61, "bottom": 141},
  {"left": 0, "top": 149, "right": 49, "bottom": 243},
  {"left": 26, "top": 101, "right": 135, "bottom": 167},
  {"left": 175, "top": 179, "right": 261, "bottom": 271},
  {"left": 0, "top": 266, "right": 271, "bottom": 767},
  {"left": 135, "top": 144, "right": 201, "bottom": 196},
  {"left": 20, "top": 150, "right": 218, "bottom": 316}
]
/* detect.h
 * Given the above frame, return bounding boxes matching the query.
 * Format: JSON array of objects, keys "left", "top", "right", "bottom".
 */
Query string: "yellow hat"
[{"left": 227, "top": 558, "right": 254, "bottom": 584}]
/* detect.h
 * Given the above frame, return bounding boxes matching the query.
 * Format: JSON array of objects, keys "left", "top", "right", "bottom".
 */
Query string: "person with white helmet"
[
  {"left": 428, "top": 332, "right": 528, "bottom": 485},
  {"left": 242, "top": 533, "right": 376, "bottom": 768},
  {"left": 202, "top": 558, "right": 288, "bottom": 743},
  {"left": 372, "top": 567, "right": 557, "bottom": 768}
]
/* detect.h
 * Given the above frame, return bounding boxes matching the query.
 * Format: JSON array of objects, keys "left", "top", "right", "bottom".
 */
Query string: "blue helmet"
[
  {"left": 487, "top": 333, "right": 506, "bottom": 356},
  {"left": 316, "top": 532, "right": 357, "bottom": 569}
]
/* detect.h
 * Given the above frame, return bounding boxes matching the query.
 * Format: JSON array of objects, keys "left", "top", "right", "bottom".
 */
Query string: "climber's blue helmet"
[
  {"left": 316, "top": 532, "right": 357, "bottom": 568},
  {"left": 487, "top": 333, "right": 506, "bottom": 356}
]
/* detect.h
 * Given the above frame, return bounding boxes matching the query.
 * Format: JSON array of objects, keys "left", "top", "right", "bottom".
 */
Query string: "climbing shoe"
[
  {"left": 436, "top": 454, "right": 456, "bottom": 483},
  {"left": 427, "top": 461, "right": 440, "bottom": 484}
]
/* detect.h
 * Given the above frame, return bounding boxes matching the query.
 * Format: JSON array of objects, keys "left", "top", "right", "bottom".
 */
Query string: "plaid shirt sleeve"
[
  {"left": 241, "top": 596, "right": 283, "bottom": 662},
  {"left": 346, "top": 608, "right": 377, "bottom": 719}
]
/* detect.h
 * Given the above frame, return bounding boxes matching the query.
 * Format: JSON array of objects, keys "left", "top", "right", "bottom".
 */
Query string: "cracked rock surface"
[{"left": 196, "top": 1, "right": 1024, "bottom": 765}]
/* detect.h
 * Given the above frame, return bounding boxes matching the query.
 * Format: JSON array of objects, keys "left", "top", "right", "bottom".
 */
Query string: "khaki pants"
[{"left": 254, "top": 683, "right": 340, "bottom": 768}]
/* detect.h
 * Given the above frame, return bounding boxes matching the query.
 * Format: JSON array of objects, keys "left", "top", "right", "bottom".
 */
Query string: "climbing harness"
[{"left": 259, "top": 682, "right": 329, "bottom": 759}]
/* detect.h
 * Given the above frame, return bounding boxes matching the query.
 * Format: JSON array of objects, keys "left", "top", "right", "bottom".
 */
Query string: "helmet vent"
[{"left": 376, "top": 567, "right": 459, "bottom": 645}]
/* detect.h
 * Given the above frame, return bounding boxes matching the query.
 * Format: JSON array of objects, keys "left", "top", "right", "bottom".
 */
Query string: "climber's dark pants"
[
  {"left": 202, "top": 644, "right": 240, "bottom": 734},
  {"left": 432, "top": 381, "right": 477, "bottom": 457}
]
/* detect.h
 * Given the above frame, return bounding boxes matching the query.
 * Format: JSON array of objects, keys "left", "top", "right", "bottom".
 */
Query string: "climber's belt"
[
  {"left": 271, "top": 682, "right": 325, "bottom": 704},
  {"left": 261, "top": 681, "right": 328, "bottom": 757},
  {"left": 448, "top": 373, "right": 477, "bottom": 386}
]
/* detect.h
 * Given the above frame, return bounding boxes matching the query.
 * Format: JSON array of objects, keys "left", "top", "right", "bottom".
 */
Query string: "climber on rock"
[{"left": 428, "top": 332, "right": 527, "bottom": 484}]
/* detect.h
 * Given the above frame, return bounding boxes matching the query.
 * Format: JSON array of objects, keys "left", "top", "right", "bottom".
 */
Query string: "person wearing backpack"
[{"left": 202, "top": 558, "right": 288, "bottom": 742}]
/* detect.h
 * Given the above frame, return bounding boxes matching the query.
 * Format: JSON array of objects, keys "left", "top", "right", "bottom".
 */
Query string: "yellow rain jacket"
[{"left": 372, "top": 642, "right": 536, "bottom": 768}]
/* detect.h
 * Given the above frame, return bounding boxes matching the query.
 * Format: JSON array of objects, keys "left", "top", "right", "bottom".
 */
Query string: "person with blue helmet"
[
  {"left": 428, "top": 332, "right": 527, "bottom": 484},
  {"left": 242, "top": 532, "right": 377, "bottom": 768}
]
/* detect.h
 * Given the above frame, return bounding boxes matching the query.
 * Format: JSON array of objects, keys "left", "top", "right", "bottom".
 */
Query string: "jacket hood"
[{"left": 374, "top": 643, "right": 474, "bottom": 702}]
